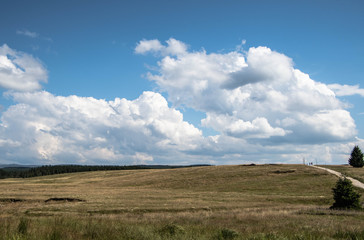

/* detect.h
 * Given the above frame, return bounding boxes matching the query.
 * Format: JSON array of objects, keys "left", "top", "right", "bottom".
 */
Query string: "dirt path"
[{"left": 311, "top": 165, "right": 364, "bottom": 190}]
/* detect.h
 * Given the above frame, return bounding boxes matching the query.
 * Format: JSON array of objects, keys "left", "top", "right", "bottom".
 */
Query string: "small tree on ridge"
[{"left": 349, "top": 145, "right": 364, "bottom": 168}]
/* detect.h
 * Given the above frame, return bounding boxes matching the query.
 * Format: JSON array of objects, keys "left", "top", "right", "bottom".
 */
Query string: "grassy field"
[{"left": 1, "top": 164, "right": 364, "bottom": 239}]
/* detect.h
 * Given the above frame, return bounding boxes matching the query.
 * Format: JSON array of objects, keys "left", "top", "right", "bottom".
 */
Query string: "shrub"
[
  {"left": 159, "top": 223, "right": 185, "bottom": 236},
  {"left": 348, "top": 145, "right": 364, "bottom": 168},
  {"left": 217, "top": 228, "right": 239, "bottom": 240},
  {"left": 330, "top": 178, "right": 362, "bottom": 210}
]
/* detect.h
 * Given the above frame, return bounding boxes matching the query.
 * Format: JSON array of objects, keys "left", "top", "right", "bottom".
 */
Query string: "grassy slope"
[{"left": 1, "top": 164, "right": 364, "bottom": 239}]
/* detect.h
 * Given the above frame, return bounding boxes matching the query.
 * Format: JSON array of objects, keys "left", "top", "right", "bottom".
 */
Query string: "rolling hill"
[{"left": 0, "top": 164, "right": 363, "bottom": 239}]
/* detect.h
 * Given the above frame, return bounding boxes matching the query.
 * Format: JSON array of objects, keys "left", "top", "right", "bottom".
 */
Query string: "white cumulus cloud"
[
  {"left": 202, "top": 113, "right": 287, "bottom": 139},
  {"left": 135, "top": 38, "right": 188, "bottom": 56},
  {"left": 137, "top": 38, "right": 356, "bottom": 144},
  {"left": 0, "top": 91, "right": 203, "bottom": 164},
  {"left": 0, "top": 41, "right": 361, "bottom": 166},
  {"left": 0, "top": 44, "right": 48, "bottom": 91},
  {"left": 224, "top": 46, "right": 294, "bottom": 88}
]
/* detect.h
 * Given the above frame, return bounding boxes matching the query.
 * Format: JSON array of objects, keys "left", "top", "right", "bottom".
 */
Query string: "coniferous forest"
[{"left": 0, "top": 164, "right": 210, "bottom": 179}]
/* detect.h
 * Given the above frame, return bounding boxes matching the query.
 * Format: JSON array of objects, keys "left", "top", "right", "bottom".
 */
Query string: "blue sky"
[{"left": 0, "top": 0, "right": 363, "bottom": 165}]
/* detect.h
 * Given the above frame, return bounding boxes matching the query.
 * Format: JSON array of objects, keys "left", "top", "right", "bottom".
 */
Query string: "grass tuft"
[
  {"left": 333, "top": 229, "right": 364, "bottom": 240},
  {"left": 159, "top": 223, "right": 185, "bottom": 237},
  {"left": 17, "top": 218, "right": 28, "bottom": 235},
  {"left": 218, "top": 228, "right": 239, "bottom": 240}
]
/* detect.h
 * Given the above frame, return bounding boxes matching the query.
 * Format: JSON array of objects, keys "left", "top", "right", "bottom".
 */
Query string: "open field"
[{"left": 1, "top": 164, "right": 364, "bottom": 239}]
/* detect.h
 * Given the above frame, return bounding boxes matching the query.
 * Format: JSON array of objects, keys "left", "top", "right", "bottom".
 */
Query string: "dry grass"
[{"left": 0, "top": 164, "right": 364, "bottom": 239}]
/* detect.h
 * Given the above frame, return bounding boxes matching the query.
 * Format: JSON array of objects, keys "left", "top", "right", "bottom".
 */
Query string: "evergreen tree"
[
  {"left": 330, "top": 178, "right": 362, "bottom": 210},
  {"left": 348, "top": 145, "right": 364, "bottom": 168}
]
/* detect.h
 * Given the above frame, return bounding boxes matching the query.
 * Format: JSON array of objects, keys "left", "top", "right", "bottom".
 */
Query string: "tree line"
[
  {"left": 0, "top": 165, "right": 151, "bottom": 179},
  {"left": 0, "top": 164, "right": 211, "bottom": 179}
]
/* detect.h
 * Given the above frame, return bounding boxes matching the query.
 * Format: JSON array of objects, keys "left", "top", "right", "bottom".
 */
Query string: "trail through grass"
[{"left": 320, "top": 165, "right": 364, "bottom": 184}]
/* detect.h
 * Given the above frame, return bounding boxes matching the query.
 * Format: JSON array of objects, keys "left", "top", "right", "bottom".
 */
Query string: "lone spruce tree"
[
  {"left": 330, "top": 178, "right": 362, "bottom": 210},
  {"left": 348, "top": 145, "right": 364, "bottom": 168}
]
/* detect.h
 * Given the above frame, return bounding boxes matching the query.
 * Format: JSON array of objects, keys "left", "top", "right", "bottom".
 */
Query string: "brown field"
[{"left": 1, "top": 164, "right": 364, "bottom": 239}]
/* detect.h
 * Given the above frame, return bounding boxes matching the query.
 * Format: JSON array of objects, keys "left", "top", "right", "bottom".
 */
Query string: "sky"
[{"left": 0, "top": 0, "right": 364, "bottom": 165}]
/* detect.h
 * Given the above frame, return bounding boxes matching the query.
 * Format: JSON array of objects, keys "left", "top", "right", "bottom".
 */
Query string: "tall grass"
[{"left": 1, "top": 213, "right": 364, "bottom": 239}]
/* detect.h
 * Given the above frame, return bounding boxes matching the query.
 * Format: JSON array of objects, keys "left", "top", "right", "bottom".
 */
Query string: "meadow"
[{"left": 0, "top": 164, "right": 364, "bottom": 239}]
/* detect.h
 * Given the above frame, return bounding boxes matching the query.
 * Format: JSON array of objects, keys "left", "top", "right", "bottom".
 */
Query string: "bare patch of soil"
[
  {"left": 44, "top": 197, "right": 85, "bottom": 203},
  {"left": 271, "top": 170, "right": 296, "bottom": 174}
]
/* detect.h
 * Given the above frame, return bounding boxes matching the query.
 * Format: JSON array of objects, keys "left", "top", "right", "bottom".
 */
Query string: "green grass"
[{"left": 0, "top": 164, "right": 363, "bottom": 239}]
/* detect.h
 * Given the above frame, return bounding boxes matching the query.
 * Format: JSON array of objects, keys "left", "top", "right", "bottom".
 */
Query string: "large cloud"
[
  {"left": 0, "top": 44, "right": 48, "bottom": 91},
  {"left": 0, "top": 41, "right": 361, "bottom": 165},
  {"left": 137, "top": 38, "right": 357, "bottom": 144},
  {"left": 0, "top": 91, "right": 203, "bottom": 164}
]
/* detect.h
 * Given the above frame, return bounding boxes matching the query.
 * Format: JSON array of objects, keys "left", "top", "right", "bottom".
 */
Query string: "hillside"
[{"left": 1, "top": 164, "right": 364, "bottom": 239}]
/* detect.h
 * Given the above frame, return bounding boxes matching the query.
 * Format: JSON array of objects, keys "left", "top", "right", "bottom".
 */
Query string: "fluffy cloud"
[
  {"left": 137, "top": 38, "right": 356, "bottom": 144},
  {"left": 202, "top": 113, "right": 287, "bottom": 139},
  {"left": 0, "top": 44, "right": 48, "bottom": 91},
  {"left": 0, "top": 41, "right": 360, "bottom": 165},
  {"left": 0, "top": 91, "right": 203, "bottom": 164},
  {"left": 224, "top": 46, "right": 294, "bottom": 88},
  {"left": 328, "top": 84, "right": 364, "bottom": 97},
  {"left": 135, "top": 38, "right": 188, "bottom": 56},
  {"left": 135, "top": 39, "right": 164, "bottom": 54},
  {"left": 0, "top": 89, "right": 360, "bottom": 165}
]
